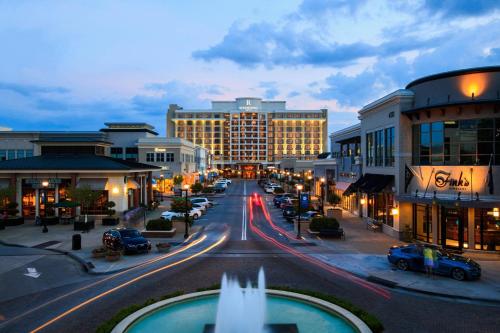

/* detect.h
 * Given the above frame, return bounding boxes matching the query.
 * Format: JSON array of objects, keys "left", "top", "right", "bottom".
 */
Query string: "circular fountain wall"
[{"left": 112, "top": 290, "right": 372, "bottom": 333}]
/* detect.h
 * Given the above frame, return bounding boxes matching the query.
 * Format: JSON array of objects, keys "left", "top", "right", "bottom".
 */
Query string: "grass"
[{"left": 96, "top": 287, "right": 383, "bottom": 333}]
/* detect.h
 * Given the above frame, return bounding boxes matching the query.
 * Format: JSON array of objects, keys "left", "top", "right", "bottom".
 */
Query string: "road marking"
[
  {"left": 24, "top": 267, "right": 41, "bottom": 278},
  {"left": 241, "top": 182, "right": 247, "bottom": 240}
]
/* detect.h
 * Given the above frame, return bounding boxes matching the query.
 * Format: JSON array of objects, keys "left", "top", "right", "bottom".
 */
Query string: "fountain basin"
[{"left": 111, "top": 290, "right": 372, "bottom": 333}]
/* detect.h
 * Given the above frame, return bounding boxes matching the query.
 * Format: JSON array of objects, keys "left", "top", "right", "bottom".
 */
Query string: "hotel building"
[
  {"left": 167, "top": 97, "right": 328, "bottom": 178},
  {"left": 335, "top": 66, "right": 500, "bottom": 252}
]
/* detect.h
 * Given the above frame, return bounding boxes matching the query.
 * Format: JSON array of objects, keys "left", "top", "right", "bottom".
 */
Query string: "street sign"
[{"left": 299, "top": 193, "right": 309, "bottom": 209}]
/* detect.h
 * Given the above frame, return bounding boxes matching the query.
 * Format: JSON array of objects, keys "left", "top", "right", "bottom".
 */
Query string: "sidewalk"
[
  {"left": 0, "top": 199, "right": 196, "bottom": 274},
  {"left": 264, "top": 196, "right": 500, "bottom": 303}
]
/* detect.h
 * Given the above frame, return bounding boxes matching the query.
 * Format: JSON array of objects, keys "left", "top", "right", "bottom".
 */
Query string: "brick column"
[
  {"left": 9, "top": 174, "right": 16, "bottom": 202},
  {"left": 147, "top": 171, "right": 153, "bottom": 206}
]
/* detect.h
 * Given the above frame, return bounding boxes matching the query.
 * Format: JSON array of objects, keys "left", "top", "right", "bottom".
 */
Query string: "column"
[
  {"left": 35, "top": 189, "right": 40, "bottom": 217},
  {"left": 9, "top": 174, "right": 16, "bottom": 202},
  {"left": 431, "top": 204, "right": 439, "bottom": 245},
  {"left": 147, "top": 171, "right": 153, "bottom": 206},
  {"left": 55, "top": 184, "right": 59, "bottom": 217},
  {"left": 467, "top": 208, "right": 475, "bottom": 250}
]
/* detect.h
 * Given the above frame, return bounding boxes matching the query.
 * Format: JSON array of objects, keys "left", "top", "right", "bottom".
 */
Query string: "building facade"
[
  {"left": 337, "top": 66, "right": 500, "bottom": 252},
  {"left": 167, "top": 97, "right": 328, "bottom": 178}
]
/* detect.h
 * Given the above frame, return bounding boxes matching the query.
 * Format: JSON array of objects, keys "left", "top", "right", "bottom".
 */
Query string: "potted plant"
[
  {"left": 102, "top": 201, "right": 119, "bottom": 226},
  {"left": 91, "top": 246, "right": 107, "bottom": 258},
  {"left": 105, "top": 249, "right": 121, "bottom": 262},
  {"left": 5, "top": 202, "right": 24, "bottom": 226},
  {"left": 156, "top": 242, "right": 171, "bottom": 253},
  {"left": 67, "top": 185, "right": 100, "bottom": 231}
]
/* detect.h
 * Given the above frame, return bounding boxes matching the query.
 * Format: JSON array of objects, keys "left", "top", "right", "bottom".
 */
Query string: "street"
[{"left": 0, "top": 179, "right": 499, "bottom": 333}]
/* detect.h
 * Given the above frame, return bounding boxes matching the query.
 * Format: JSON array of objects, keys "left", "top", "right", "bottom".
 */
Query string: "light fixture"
[
  {"left": 493, "top": 208, "right": 499, "bottom": 218},
  {"left": 42, "top": 180, "right": 49, "bottom": 187},
  {"left": 320, "top": 177, "right": 325, "bottom": 183},
  {"left": 307, "top": 175, "right": 312, "bottom": 180},
  {"left": 296, "top": 184, "right": 303, "bottom": 191},
  {"left": 391, "top": 207, "right": 399, "bottom": 216},
  {"left": 360, "top": 198, "right": 366, "bottom": 205},
  {"left": 183, "top": 184, "right": 190, "bottom": 190},
  {"left": 112, "top": 186, "right": 119, "bottom": 194}
]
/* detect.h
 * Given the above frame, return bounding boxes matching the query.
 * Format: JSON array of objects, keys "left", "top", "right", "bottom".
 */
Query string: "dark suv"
[
  {"left": 283, "top": 205, "right": 297, "bottom": 222},
  {"left": 103, "top": 228, "right": 151, "bottom": 254}
]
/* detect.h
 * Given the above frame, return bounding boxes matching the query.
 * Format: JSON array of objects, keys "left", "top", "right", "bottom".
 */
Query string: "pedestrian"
[{"left": 423, "top": 246, "right": 434, "bottom": 278}]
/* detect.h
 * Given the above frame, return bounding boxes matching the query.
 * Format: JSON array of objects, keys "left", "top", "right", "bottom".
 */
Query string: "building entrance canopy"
[{"left": 343, "top": 174, "right": 394, "bottom": 196}]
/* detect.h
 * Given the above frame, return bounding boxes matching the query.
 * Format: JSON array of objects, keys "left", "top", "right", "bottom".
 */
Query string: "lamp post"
[
  {"left": 296, "top": 184, "right": 303, "bottom": 239},
  {"left": 182, "top": 184, "right": 190, "bottom": 239},
  {"left": 320, "top": 177, "right": 325, "bottom": 214}
]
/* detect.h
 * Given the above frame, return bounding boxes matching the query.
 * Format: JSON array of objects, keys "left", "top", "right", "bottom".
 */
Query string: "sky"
[{"left": 1, "top": 0, "right": 500, "bottom": 135}]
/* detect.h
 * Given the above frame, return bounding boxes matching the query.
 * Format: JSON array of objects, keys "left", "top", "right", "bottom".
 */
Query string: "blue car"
[{"left": 387, "top": 244, "right": 481, "bottom": 281}]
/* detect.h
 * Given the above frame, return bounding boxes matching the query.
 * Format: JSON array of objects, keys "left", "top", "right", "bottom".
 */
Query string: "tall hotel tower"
[{"left": 167, "top": 97, "right": 328, "bottom": 178}]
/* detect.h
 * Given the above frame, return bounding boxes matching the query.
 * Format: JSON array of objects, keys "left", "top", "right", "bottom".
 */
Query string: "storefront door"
[{"left": 440, "top": 206, "right": 468, "bottom": 249}]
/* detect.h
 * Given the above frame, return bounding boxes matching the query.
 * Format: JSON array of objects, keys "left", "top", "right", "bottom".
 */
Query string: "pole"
[
  {"left": 184, "top": 189, "right": 189, "bottom": 239},
  {"left": 297, "top": 188, "right": 301, "bottom": 239}
]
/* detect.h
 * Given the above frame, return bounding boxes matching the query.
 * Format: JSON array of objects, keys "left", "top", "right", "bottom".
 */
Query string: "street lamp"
[
  {"left": 296, "top": 184, "right": 303, "bottom": 239},
  {"left": 320, "top": 177, "right": 325, "bottom": 214},
  {"left": 182, "top": 184, "right": 190, "bottom": 239}
]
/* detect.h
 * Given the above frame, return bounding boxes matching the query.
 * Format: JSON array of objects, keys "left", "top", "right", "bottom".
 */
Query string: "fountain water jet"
[{"left": 214, "top": 268, "right": 267, "bottom": 333}]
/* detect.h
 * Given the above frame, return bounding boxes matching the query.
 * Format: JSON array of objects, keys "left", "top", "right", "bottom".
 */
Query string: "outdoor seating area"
[{"left": 364, "top": 217, "right": 382, "bottom": 232}]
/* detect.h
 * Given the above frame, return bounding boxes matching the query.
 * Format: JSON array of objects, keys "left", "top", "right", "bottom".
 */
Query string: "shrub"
[
  {"left": 6, "top": 202, "right": 19, "bottom": 216},
  {"left": 173, "top": 175, "right": 183, "bottom": 186},
  {"left": 309, "top": 217, "right": 339, "bottom": 232},
  {"left": 327, "top": 192, "right": 341, "bottom": 205},
  {"left": 190, "top": 182, "right": 203, "bottom": 194},
  {"left": 273, "top": 187, "right": 284, "bottom": 194},
  {"left": 105, "top": 201, "right": 116, "bottom": 216},
  {"left": 170, "top": 197, "right": 192, "bottom": 213},
  {"left": 146, "top": 218, "right": 172, "bottom": 231},
  {"left": 202, "top": 187, "right": 214, "bottom": 193}
]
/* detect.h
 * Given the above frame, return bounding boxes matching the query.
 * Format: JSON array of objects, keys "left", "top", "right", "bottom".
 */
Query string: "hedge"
[
  {"left": 309, "top": 217, "right": 340, "bottom": 232},
  {"left": 146, "top": 218, "right": 172, "bottom": 231}
]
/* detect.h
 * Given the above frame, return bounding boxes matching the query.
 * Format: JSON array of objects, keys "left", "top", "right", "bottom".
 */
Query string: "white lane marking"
[
  {"left": 242, "top": 182, "right": 247, "bottom": 240},
  {"left": 24, "top": 267, "right": 41, "bottom": 278}
]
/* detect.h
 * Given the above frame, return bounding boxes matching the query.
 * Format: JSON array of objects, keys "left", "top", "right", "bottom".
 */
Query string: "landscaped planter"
[
  {"left": 41, "top": 216, "right": 59, "bottom": 225},
  {"left": 74, "top": 219, "right": 95, "bottom": 231},
  {"left": 141, "top": 228, "right": 176, "bottom": 238},
  {"left": 106, "top": 251, "right": 121, "bottom": 261},
  {"left": 5, "top": 216, "right": 24, "bottom": 226},
  {"left": 102, "top": 217, "right": 120, "bottom": 226},
  {"left": 92, "top": 247, "right": 107, "bottom": 258}
]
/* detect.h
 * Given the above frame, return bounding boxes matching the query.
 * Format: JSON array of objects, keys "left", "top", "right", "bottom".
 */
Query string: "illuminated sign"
[{"left": 435, "top": 170, "right": 470, "bottom": 190}]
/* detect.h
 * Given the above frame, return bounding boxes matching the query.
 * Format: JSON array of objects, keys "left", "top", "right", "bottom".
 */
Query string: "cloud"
[
  {"left": 0, "top": 82, "right": 70, "bottom": 97},
  {"left": 297, "top": 0, "right": 368, "bottom": 18},
  {"left": 0, "top": 126, "right": 12, "bottom": 131},
  {"left": 288, "top": 91, "right": 300, "bottom": 98},
  {"left": 421, "top": 0, "right": 500, "bottom": 18},
  {"left": 259, "top": 81, "right": 280, "bottom": 99}
]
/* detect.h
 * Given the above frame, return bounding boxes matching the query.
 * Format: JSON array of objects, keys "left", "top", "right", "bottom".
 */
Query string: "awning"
[
  {"left": 0, "top": 178, "right": 10, "bottom": 189},
  {"left": 127, "top": 179, "right": 140, "bottom": 189},
  {"left": 53, "top": 201, "right": 80, "bottom": 208},
  {"left": 76, "top": 178, "right": 107, "bottom": 190},
  {"left": 343, "top": 173, "right": 394, "bottom": 195},
  {"left": 335, "top": 182, "right": 352, "bottom": 192},
  {"left": 397, "top": 195, "right": 500, "bottom": 209}
]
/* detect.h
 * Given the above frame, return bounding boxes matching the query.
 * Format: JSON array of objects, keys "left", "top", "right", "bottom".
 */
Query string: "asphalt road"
[{"left": 0, "top": 179, "right": 499, "bottom": 333}]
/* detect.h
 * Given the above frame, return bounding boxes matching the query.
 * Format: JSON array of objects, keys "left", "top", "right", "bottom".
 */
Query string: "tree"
[
  {"left": 327, "top": 192, "right": 341, "bottom": 205},
  {"left": 66, "top": 185, "right": 102, "bottom": 221},
  {"left": 190, "top": 182, "right": 203, "bottom": 194},
  {"left": 170, "top": 197, "right": 192, "bottom": 213},
  {"left": 173, "top": 175, "right": 184, "bottom": 186},
  {"left": 0, "top": 187, "right": 15, "bottom": 210}
]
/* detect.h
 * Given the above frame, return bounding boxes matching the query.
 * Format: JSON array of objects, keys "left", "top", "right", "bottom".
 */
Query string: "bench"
[
  {"left": 365, "top": 218, "right": 382, "bottom": 232},
  {"left": 319, "top": 228, "right": 345, "bottom": 240}
]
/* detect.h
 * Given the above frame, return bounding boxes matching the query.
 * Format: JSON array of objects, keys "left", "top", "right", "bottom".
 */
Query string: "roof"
[
  {"left": 359, "top": 89, "right": 414, "bottom": 114},
  {"left": 0, "top": 154, "right": 160, "bottom": 172},
  {"left": 406, "top": 66, "right": 500, "bottom": 89},
  {"left": 32, "top": 137, "right": 113, "bottom": 144},
  {"left": 101, "top": 123, "right": 158, "bottom": 135}
]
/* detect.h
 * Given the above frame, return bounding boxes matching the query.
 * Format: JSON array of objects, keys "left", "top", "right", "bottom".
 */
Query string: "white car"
[
  {"left": 191, "top": 202, "right": 207, "bottom": 214},
  {"left": 161, "top": 207, "right": 202, "bottom": 220},
  {"left": 218, "top": 178, "right": 231, "bottom": 184},
  {"left": 214, "top": 181, "right": 228, "bottom": 188},
  {"left": 265, "top": 185, "right": 281, "bottom": 194},
  {"left": 190, "top": 197, "right": 213, "bottom": 208}
]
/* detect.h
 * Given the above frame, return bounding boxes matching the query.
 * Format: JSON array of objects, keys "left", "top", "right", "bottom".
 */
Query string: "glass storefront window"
[
  {"left": 413, "top": 204, "right": 432, "bottom": 242},
  {"left": 440, "top": 206, "right": 468, "bottom": 249},
  {"left": 474, "top": 209, "right": 500, "bottom": 251}
]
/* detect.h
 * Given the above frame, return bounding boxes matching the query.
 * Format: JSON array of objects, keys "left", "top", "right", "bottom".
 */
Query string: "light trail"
[
  {"left": 249, "top": 195, "right": 391, "bottom": 300},
  {"left": 30, "top": 234, "right": 227, "bottom": 333},
  {"left": 1, "top": 235, "right": 207, "bottom": 329}
]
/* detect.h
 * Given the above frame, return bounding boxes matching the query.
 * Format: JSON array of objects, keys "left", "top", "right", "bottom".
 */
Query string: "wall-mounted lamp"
[
  {"left": 320, "top": 177, "right": 325, "bottom": 183},
  {"left": 112, "top": 186, "right": 119, "bottom": 194},
  {"left": 493, "top": 208, "right": 499, "bottom": 218},
  {"left": 42, "top": 180, "right": 49, "bottom": 187},
  {"left": 391, "top": 207, "right": 399, "bottom": 216},
  {"left": 360, "top": 198, "right": 366, "bottom": 205}
]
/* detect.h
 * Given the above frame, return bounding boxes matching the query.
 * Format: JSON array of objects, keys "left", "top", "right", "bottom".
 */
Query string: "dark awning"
[
  {"left": 343, "top": 173, "right": 394, "bottom": 195},
  {"left": 77, "top": 178, "right": 107, "bottom": 190}
]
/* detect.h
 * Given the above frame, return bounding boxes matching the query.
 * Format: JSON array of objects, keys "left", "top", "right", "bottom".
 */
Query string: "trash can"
[{"left": 72, "top": 234, "right": 81, "bottom": 250}]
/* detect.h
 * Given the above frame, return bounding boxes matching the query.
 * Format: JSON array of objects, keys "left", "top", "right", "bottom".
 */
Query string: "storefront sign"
[
  {"left": 25, "top": 178, "right": 62, "bottom": 185},
  {"left": 408, "top": 166, "right": 489, "bottom": 196}
]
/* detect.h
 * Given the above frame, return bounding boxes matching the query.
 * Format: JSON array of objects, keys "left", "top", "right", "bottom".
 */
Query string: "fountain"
[{"left": 112, "top": 269, "right": 372, "bottom": 333}]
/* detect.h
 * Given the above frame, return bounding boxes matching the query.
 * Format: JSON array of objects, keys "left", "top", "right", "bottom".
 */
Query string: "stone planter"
[
  {"left": 141, "top": 229, "right": 176, "bottom": 238},
  {"left": 74, "top": 218, "right": 95, "bottom": 231},
  {"left": 92, "top": 248, "right": 107, "bottom": 258},
  {"left": 105, "top": 251, "right": 121, "bottom": 262},
  {"left": 5, "top": 216, "right": 24, "bottom": 226},
  {"left": 102, "top": 216, "right": 120, "bottom": 226},
  {"left": 41, "top": 216, "right": 59, "bottom": 225},
  {"left": 156, "top": 243, "right": 171, "bottom": 253}
]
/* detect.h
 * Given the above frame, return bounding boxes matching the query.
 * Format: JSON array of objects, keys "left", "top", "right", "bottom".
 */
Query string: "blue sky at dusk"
[{"left": 1, "top": 0, "right": 500, "bottom": 135}]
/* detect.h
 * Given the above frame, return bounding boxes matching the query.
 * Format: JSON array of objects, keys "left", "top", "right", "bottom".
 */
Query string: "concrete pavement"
[{"left": 262, "top": 193, "right": 500, "bottom": 303}]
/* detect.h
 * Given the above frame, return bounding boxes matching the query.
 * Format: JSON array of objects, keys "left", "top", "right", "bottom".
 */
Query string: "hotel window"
[
  {"left": 146, "top": 153, "right": 154, "bottom": 162},
  {"left": 111, "top": 147, "right": 123, "bottom": 159},
  {"left": 16, "top": 150, "right": 25, "bottom": 159},
  {"left": 7, "top": 150, "right": 15, "bottom": 160},
  {"left": 0, "top": 150, "right": 6, "bottom": 161},
  {"left": 384, "top": 127, "right": 395, "bottom": 166},
  {"left": 25, "top": 149, "right": 33, "bottom": 157},
  {"left": 156, "top": 152, "right": 165, "bottom": 162}
]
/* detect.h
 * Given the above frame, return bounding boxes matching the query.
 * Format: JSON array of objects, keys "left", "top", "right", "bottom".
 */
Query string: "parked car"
[
  {"left": 218, "top": 178, "right": 231, "bottom": 184},
  {"left": 102, "top": 228, "right": 151, "bottom": 254},
  {"left": 273, "top": 193, "right": 292, "bottom": 207},
  {"left": 265, "top": 185, "right": 282, "bottom": 194},
  {"left": 283, "top": 205, "right": 297, "bottom": 222},
  {"left": 214, "top": 181, "right": 228, "bottom": 188},
  {"left": 161, "top": 207, "right": 202, "bottom": 220},
  {"left": 213, "top": 184, "right": 226, "bottom": 193},
  {"left": 190, "top": 197, "right": 213, "bottom": 208},
  {"left": 293, "top": 211, "right": 323, "bottom": 223},
  {"left": 280, "top": 198, "right": 298, "bottom": 209},
  {"left": 387, "top": 244, "right": 481, "bottom": 281},
  {"left": 191, "top": 202, "right": 207, "bottom": 214}
]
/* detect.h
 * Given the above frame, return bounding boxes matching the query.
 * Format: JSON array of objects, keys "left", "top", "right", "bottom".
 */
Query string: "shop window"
[
  {"left": 111, "top": 147, "right": 123, "bottom": 159},
  {"left": 384, "top": 127, "right": 395, "bottom": 166},
  {"left": 474, "top": 209, "right": 500, "bottom": 251},
  {"left": 413, "top": 204, "right": 432, "bottom": 242}
]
